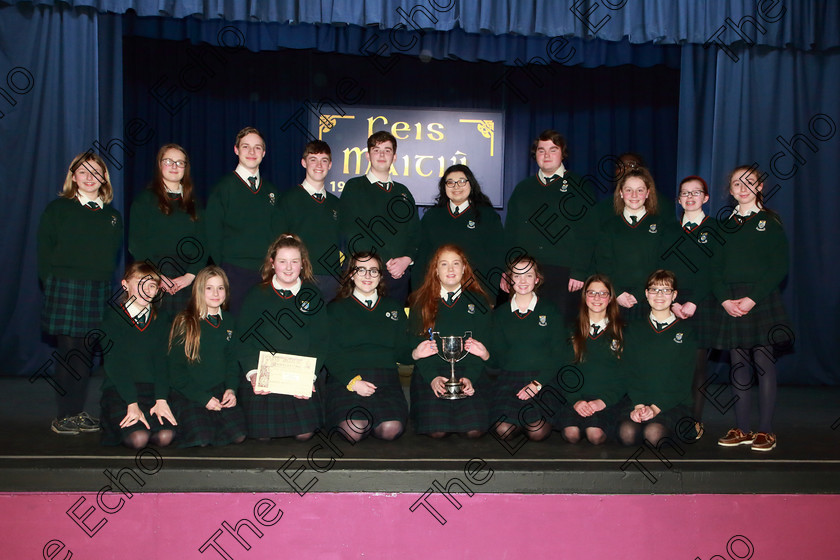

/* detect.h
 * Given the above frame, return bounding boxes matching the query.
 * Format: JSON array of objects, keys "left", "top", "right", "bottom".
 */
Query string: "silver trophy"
[{"left": 431, "top": 331, "right": 472, "bottom": 400}]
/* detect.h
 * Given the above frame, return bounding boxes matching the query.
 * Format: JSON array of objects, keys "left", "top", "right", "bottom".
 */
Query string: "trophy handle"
[
  {"left": 453, "top": 331, "right": 473, "bottom": 362},
  {"left": 430, "top": 331, "right": 446, "bottom": 362}
]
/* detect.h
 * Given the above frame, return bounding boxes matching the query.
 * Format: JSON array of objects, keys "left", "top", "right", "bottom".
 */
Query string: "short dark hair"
[
  {"left": 303, "top": 140, "right": 331, "bottom": 160},
  {"left": 235, "top": 126, "right": 265, "bottom": 147},
  {"left": 646, "top": 269, "right": 677, "bottom": 290},
  {"left": 368, "top": 131, "right": 397, "bottom": 151},
  {"left": 530, "top": 129, "right": 568, "bottom": 161}
]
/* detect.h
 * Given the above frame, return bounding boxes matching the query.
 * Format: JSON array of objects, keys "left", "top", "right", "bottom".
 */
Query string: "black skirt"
[
  {"left": 100, "top": 383, "right": 176, "bottom": 446},
  {"left": 555, "top": 395, "right": 630, "bottom": 434},
  {"left": 325, "top": 368, "right": 408, "bottom": 430},
  {"left": 169, "top": 384, "right": 246, "bottom": 447},
  {"left": 409, "top": 364, "right": 490, "bottom": 434},
  {"left": 489, "top": 370, "right": 555, "bottom": 430},
  {"left": 238, "top": 378, "right": 323, "bottom": 439}
]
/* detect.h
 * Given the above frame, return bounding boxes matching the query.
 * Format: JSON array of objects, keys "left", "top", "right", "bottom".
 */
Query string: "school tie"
[
  {"left": 365, "top": 300, "right": 373, "bottom": 308},
  {"left": 683, "top": 222, "right": 697, "bottom": 231},
  {"left": 135, "top": 313, "right": 147, "bottom": 328},
  {"left": 734, "top": 214, "right": 745, "bottom": 225},
  {"left": 248, "top": 176, "right": 258, "bottom": 192},
  {"left": 545, "top": 174, "right": 559, "bottom": 184},
  {"left": 590, "top": 324, "right": 600, "bottom": 336},
  {"left": 278, "top": 289, "right": 292, "bottom": 298},
  {"left": 453, "top": 206, "right": 460, "bottom": 215},
  {"left": 167, "top": 192, "right": 182, "bottom": 201},
  {"left": 376, "top": 181, "right": 391, "bottom": 192},
  {"left": 313, "top": 192, "right": 324, "bottom": 201},
  {"left": 207, "top": 314, "right": 221, "bottom": 327},
  {"left": 653, "top": 320, "right": 669, "bottom": 330},
  {"left": 446, "top": 292, "right": 455, "bottom": 305},
  {"left": 86, "top": 201, "right": 99, "bottom": 210},
  {"left": 515, "top": 310, "right": 528, "bottom": 318},
  {"left": 630, "top": 215, "right": 638, "bottom": 225}
]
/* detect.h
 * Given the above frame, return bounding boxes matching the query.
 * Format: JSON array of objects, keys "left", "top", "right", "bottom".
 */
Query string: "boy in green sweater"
[
  {"left": 205, "top": 127, "right": 281, "bottom": 312},
  {"left": 274, "top": 140, "right": 341, "bottom": 301},
  {"left": 339, "top": 131, "right": 420, "bottom": 305}
]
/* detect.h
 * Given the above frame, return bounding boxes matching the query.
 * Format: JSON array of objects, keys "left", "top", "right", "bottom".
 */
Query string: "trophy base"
[{"left": 441, "top": 381, "right": 468, "bottom": 400}]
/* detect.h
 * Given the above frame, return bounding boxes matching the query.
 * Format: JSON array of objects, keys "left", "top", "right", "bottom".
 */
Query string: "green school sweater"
[
  {"left": 100, "top": 305, "right": 169, "bottom": 404},
  {"left": 338, "top": 176, "right": 420, "bottom": 263},
  {"left": 566, "top": 331, "right": 625, "bottom": 407},
  {"left": 168, "top": 315, "right": 239, "bottom": 405},
  {"left": 491, "top": 297, "right": 569, "bottom": 384},
  {"left": 711, "top": 211, "right": 789, "bottom": 304},
  {"left": 658, "top": 215, "right": 718, "bottom": 302},
  {"left": 409, "top": 293, "right": 493, "bottom": 384},
  {"left": 325, "top": 296, "right": 412, "bottom": 385},
  {"left": 129, "top": 189, "right": 207, "bottom": 275},
  {"left": 274, "top": 185, "right": 341, "bottom": 276},
  {"left": 593, "top": 191, "right": 677, "bottom": 227},
  {"left": 235, "top": 282, "right": 329, "bottom": 376},
  {"left": 592, "top": 213, "right": 678, "bottom": 299},
  {"left": 37, "top": 197, "right": 123, "bottom": 282},
  {"left": 504, "top": 172, "right": 597, "bottom": 279},
  {"left": 204, "top": 173, "right": 281, "bottom": 269},
  {"left": 412, "top": 205, "right": 505, "bottom": 292},
  {"left": 623, "top": 319, "right": 696, "bottom": 412}
]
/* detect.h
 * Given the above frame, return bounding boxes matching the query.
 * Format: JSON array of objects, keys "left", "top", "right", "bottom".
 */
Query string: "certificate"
[{"left": 255, "top": 351, "right": 317, "bottom": 397}]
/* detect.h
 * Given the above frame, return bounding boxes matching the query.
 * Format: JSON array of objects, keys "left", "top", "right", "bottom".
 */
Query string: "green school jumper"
[{"left": 274, "top": 185, "right": 341, "bottom": 276}]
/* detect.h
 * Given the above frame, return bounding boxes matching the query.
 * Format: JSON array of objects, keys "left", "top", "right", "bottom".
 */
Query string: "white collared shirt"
[
  {"left": 732, "top": 203, "right": 760, "bottom": 218},
  {"left": 623, "top": 207, "right": 647, "bottom": 223},
  {"left": 235, "top": 164, "right": 260, "bottom": 186},
  {"left": 682, "top": 211, "right": 705, "bottom": 227},
  {"left": 77, "top": 192, "right": 104, "bottom": 209},
  {"left": 366, "top": 170, "right": 392, "bottom": 187},
  {"left": 301, "top": 179, "right": 326, "bottom": 197},
  {"left": 538, "top": 163, "right": 567, "bottom": 184},
  {"left": 440, "top": 285, "right": 462, "bottom": 301},
  {"left": 449, "top": 200, "right": 470, "bottom": 215},
  {"left": 650, "top": 311, "right": 677, "bottom": 329},
  {"left": 165, "top": 183, "right": 183, "bottom": 195},
  {"left": 353, "top": 288, "right": 379, "bottom": 307},
  {"left": 272, "top": 276, "right": 302, "bottom": 295},
  {"left": 125, "top": 299, "right": 150, "bottom": 325},
  {"left": 590, "top": 318, "right": 608, "bottom": 335},
  {"left": 510, "top": 292, "right": 538, "bottom": 313},
  {"left": 203, "top": 310, "right": 223, "bottom": 320}
]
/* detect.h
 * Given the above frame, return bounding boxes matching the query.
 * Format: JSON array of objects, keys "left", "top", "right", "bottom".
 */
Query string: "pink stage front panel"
[{"left": 4, "top": 493, "right": 838, "bottom": 559}]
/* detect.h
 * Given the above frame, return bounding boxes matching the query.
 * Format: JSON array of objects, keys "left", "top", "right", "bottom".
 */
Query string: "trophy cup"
[{"left": 431, "top": 331, "right": 472, "bottom": 400}]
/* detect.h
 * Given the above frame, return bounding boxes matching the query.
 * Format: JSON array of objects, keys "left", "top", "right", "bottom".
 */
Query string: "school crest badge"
[
  {"left": 674, "top": 332, "right": 684, "bottom": 344},
  {"left": 698, "top": 232, "right": 709, "bottom": 244},
  {"left": 648, "top": 224, "right": 657, "bottom": 234},
  {"left": 467, "top": 220, "right": 476, "bottom": 229},
  {"left": 300, "top": 300, "right": 310, "bottom": 312},
  {"left": 756, "top": 220, "right": 766, "bottom": 232},
  {"left": 538, "top": 315, "right": 547, "bottom": 326},
  {"left": 467, "top": 304, "right": 475, "bottom": 315},
  {"left": 560, "top": 179, "right": 569, "bottom": 193},
  {"left": 111, "top": 216, "right": 117, "bottom": 227},
  {"left": 332, "top": 210, "right": 338, "bottom": 221},
  {"left": 269, "top": 192, "right": 276, "bottom": 205},
  {"left": 610, "top": 339, "right": 620, "bottom": 352},
  {"left": 386, "top": 310, "right": 399, "bottom": 321},
  {"left": 226, "top": 329, "right": 233, "bottom": 341}
]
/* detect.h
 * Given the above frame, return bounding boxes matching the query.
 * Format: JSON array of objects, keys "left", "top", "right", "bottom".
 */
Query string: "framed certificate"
[{"left": 255, "top": 351, "right": 317, "bottom": 397}]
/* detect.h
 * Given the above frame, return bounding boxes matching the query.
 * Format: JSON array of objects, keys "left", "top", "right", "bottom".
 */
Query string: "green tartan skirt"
[{"left": 42, "top": 276, "right": 111, "bottom": 337}]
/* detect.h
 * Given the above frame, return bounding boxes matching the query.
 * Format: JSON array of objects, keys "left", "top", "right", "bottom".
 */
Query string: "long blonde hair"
[{"left": 168, "top": 266, "right": 230, "bottom": 363}]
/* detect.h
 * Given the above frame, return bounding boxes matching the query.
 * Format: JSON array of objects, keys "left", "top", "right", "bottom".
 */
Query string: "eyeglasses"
[
  {"left": 445, "top": 178, "right": 469, "bottom": 187},
  {"left": 161, "top": 158, "right": 187, "bottom": 168},
  {"left": 646, "top": 288, "right": 675, "bottom": 295},
  {"left": 679, "top": 191, "right": 704, "bottom": 198},
  {"left": 585, "top": 290, "right": 610, "bottom": 299},
  {"left": 354, "top": 267, "right": 380, "bottom": 277}
]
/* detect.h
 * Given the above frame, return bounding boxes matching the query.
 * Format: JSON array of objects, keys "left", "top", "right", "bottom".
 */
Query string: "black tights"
[
  {"left": 336, "top": 420, "right": 405, "bottom": 442},
  {"left": 494, "top": 420, "right": 552, "bottom": 442},
  {"left": 691, "top": 348, "right": 709, "bottom": 422},
  {"left": 730, "top": 346, "right": 777, "bottom": 433},
  {"left": 618, "top": 421, "right": 667, "bottom": 446},
  {"left": 123, "top": 429, "right": 175, "bottom": 450},
  {"left": 55, "top": 335, "right": 94, "bottom": 419}
]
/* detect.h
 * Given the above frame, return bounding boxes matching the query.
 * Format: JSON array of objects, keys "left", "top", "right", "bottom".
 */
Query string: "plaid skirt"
[
  {"left": 554, "top": 395, "right": 630, "bottom": 434},
  {"left": 409, "top": 364, "right": 490, "bottom": 434},
  {"left": 170, "top": 385, "right": 246, "bottom": 447},
  {"left": 490, "top": 370, "right": 556, "bottom": 429},
  {"left": 42, "top": 277, "right": 111, "bottom": 337},
  {"left": 684, "top": 294, "right": 718, "bottom": 349},
  {"left": 325, "top": 368, "right": 408, "bottom": 429},
  {"left": 238, "top": 379, "right": 323, "bottom": 439},
  {"left": 617, "top": 403, "right": 697, "bottom": 441},
  {"left": 711, "top": 284, "right": 792, "bottom": 350},
  {"left": 100, "top": 383, "right": 176, "bottom": 446}
]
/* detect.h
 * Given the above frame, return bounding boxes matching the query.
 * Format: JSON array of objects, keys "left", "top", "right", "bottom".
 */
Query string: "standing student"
[
  {"left": 594, "top": 152, "right": 676, "bottom": 226},
  {"left": 205, "top": 127, "right": 281, "bottom": 312},
  {"left": 620, "top": 270, "right": 697, "bottom": 446},
  {"left": 339, "top": 131, "right": 420, "bottom": 305},
  {"left": 274, "top": 140, "right": 341, "bottom": 301},
  {"left": 714, "top": 165, "right": 791, "bottom": 452},
  {"left": 129, "top": 143, "right": 207, "bottom": 315},
  {"left": 409, "top": 244, "right": 493, "bottom": 438},
  {"left": 504, "top": 130, "right": 597, "bottom": 320},
  {"left": 593, "top": 167, "right": 675, "bottom": 321},
  {"left": 325, "top": 252, "right": 410, "bottom": 442},
  {"left": 413, "top": 164, "right": 504, "bottom": 301},
  {"left": 167, "top": 266, "right": 246, "bottom": 447},
  {"left": 37, "top": 152, "right": 123, "bottom": 435},
  {"left": 490, "top": 257, "right": 565, "bottom": 442},
  {"left": 662, "top": 175, "right": 718, "bottom": 438},
  {"left": 237, "top": 234, "right": 328, "bottom": 441},
  {"left": 557, "top": 274, "right": 626, "bottom": 445},
  {"left": 100, "top": 263, "right": 177, "bottom": 449}
]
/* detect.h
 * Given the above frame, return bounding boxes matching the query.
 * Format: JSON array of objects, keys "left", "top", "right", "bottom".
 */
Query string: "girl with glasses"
[
  {"left": 129, "top": 143, "right": 207, "bottom": 314},
  {"left": 324, "top": 252, "right": 410, "bottom": 442}
]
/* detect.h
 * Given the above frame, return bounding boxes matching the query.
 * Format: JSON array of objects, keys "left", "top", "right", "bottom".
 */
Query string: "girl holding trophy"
[{"left": 409, "top": 244, "right": 493, "bottom": 438}]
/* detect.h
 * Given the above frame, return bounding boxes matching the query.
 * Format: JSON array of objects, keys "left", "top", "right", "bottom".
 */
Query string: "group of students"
[{"left": 37, "top": 126, "right": 790, "bottom": 452}]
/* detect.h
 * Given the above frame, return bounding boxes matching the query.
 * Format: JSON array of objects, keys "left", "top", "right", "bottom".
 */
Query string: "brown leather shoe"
[
  {"left": 750, "top": 432, "right": 777, "bottom": 451},
  {"left": 717, "top": 428, "right": 755, "bottom": 447}
]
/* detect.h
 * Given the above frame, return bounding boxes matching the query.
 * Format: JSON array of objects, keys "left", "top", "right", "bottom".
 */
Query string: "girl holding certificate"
[
  {"left": 236, "top": 234, "right": 328, "bottom": 441},
  {"left": 325, "top": 252, "right": 410, "bottom": 442}
]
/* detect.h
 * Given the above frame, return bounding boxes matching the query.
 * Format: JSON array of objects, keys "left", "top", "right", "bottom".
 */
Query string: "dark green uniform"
[
  {"left": 274, "top": 185, "right": 341, "bottom": 277},
  {"left": 413, "top": 205, "right": 504, "bottom": 297}
]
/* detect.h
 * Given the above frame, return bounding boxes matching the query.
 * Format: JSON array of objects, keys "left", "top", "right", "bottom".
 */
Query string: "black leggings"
[{"left": 54, "top": 335, "right": 95, "bottom": 419}]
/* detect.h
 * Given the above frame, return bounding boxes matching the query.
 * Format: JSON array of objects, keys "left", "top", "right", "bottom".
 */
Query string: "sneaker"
[
  {"left": 72, "top": 411, "right": 101, "bottom": 433},
  {"left": 51, "top": 417, "right": 80, "bottom": 435},
  {"left": 717, "top": 428, "right": 755, "bottom": 447},
  {"left": 750, "top": 432, "right": 777, "bottom": 451}
]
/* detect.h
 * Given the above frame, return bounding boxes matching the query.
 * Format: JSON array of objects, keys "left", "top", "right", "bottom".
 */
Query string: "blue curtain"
[{"left": 0, "top": 3, "right": 124, "bottom": 376}]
